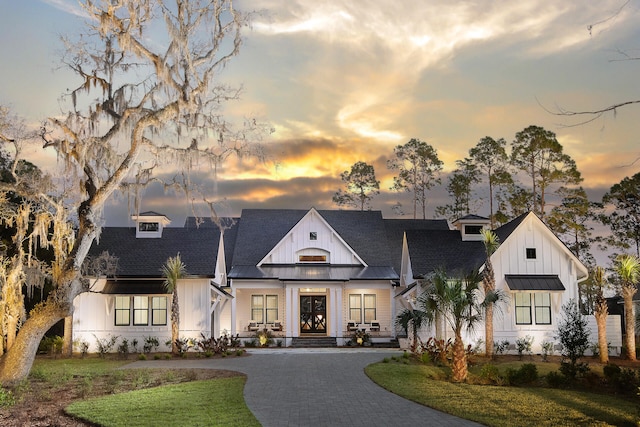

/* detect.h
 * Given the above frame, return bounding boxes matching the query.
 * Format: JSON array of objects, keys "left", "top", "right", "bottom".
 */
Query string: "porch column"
[
  {"left": 334, "top": 287, "right": 343, "bottom": 338},
  {"left": 390, "top": 287, "right": 396, "bottom": 338},
  {"left": 230, "top": 285, "right": 237, "bottom": 336}
]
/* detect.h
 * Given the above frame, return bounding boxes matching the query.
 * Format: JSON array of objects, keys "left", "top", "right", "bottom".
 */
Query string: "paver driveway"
[{"left": 125, "top": 348, "right": 482, "bottom": 427}]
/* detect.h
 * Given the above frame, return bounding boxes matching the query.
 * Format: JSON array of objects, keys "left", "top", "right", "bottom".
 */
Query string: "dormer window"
[
  {"left": 132, "top": 211, "right": 171, "bottom": 238},
  {"left": 464, "top": 225, "right": 483, "bottom": 235},
  {"left": 139, "top": 222, "right": 159, "bottom": 232}
]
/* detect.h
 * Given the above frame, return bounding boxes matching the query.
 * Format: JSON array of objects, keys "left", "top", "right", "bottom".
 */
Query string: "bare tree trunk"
[
  {"left": 451, "top": 332, "right": 468, "bottom": 382},
  {"left": 485, "top": 301, "right": 494, "bottom": 358},
  {"left": 0, "top": 303, "right": 66, "bottom": 385},
  {"left": 623, "top": 288, "right": 636, "bottom": 361},
  {"left": 63, "top": 315, "right": 73, "bottom": 356},
  {"left": 594, "top": 310, "right": 608, "bottom": 364},
  {"left": 171, "top": 291, "right": 180, "bottom": 355}
]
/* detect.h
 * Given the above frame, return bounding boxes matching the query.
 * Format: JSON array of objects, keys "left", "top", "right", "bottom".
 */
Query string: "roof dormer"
[
  {"left": 452, "top": 214, "right": 490, "bottom": 241},
  {"left": 131, "top": 211, "right": 171, "bottom": 238}
]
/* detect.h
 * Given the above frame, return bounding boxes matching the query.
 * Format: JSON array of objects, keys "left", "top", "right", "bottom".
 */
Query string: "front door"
[{"left": 300, "top": 295, "right": 326, "bottom": 334}]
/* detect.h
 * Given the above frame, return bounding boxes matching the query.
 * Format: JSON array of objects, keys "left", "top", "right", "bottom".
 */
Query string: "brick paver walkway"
[{"left": 125, "top": 348, "right": 482, "bottom": 427}]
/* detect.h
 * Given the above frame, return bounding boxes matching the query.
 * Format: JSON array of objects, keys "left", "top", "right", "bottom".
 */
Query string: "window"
[
  {"left": 151, "top": 296, "right": 168, "bottom": 326},
  {"left": 534, "top": 293, "right": 551, "bottom": 325},
  {"left": 526, "top": 248, "right": 537, "bottom": 259},
  {"left": 115, "top": 296, "right": 130, "bottom": 326},
  {"left": 515, "top": 292, "right": 552, "bottom": 325},
  {"left": 251, "top": 294, "right": 278, "bottom": 323},
  {"left": 349, "top": 294, "right": 377, "bottom": 323},
  {"left": 251, "top": 295, "right": 264, "bottom": 323},
  {"left": 349, "top": 294, "right": 362, "bottom": 323},
  {"left": 464, "top": 225, "right": 483, "bottom": 235},
  {"left": 364, "top": 294, "right": 377, "bottom": 323},
  {"left": 266, "top": 295, "right": 278, "bottom": 323},
  {"left": 138, "top": 222, "right": 159, "bottom": 232},
  {"left": 310, "top": 232, "right": 317, "bottom": 240},
  {"left": 299, "top": 255, "right": 327, "bottom": 262},
  {"left": 515, "top": 293, "right": 531, "bottom": 325},
  {"left": 133, "top": 296, "right": 149, "bottom": 325}
]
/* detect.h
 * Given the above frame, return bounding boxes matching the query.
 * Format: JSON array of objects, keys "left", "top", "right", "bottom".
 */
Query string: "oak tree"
[{"left": 332, "top": 161, "right": 380, "bottom": 211}]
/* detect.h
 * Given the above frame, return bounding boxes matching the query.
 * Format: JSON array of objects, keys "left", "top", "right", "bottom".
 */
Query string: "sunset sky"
[{"left": 1, "top": 1, "right": 639, "bottom": 226}]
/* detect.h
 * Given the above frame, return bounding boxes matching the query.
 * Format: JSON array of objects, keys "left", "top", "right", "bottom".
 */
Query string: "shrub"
[
  {"left": 546, "top": 370, "right": 566, "bottom": 388},
  {"left": 493, "top": 340, "right": 510, "bottom": 356},
  {"left": 94, "top": 334, "right": 119, "bottom": 358},
  {"left": 131, "top": 338, "right": 139, "bottom": 353},
  {"left": 197, "top": 332, "right": 242, "bottom": 354},
  {"left": 515, "top": 335, "right": 534, "bottom": 360},
  {"left": 540, "top": 341, "right": 554, "bottom": 362},
  {"left": 73, "top": 338, "right": 90, "bottom": 358},
  {"left": 603, "top": 363, "right": 622, "bottom": 381},
  {"left": 38, "top": 335, "right": 64, "bottom": 357},
  {"left": 478, "top": 363, "right": 503, "bottom": 385},
  {"left": 174, "top": 337, "right": 193, "bottom": 356},
  {"left": 0, "top": 386, "right": 15, "bottom": 408},
  {"left": 138, "top": 354, "right": 147, "bottom": 361},
  {"left": 423, "top": 337, "right": 452, "bottom": 366},
  {"left": 506, "top": 363, "right": 538, "bottom": 385},
  {"left": 420, "top": 352, "right": 431, "bottom": 364},
  {"left": 117, "top": 338, "right": 130, "bottom": 359},
  {"left": 143, "top": 336, "right": 160, "bottom": 354}
]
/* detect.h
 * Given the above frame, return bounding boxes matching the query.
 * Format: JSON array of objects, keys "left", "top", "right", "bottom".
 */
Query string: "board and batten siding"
[
  {"left": 261, "top": 212, "right": 361, "bottom": 265},
  {"left": 72, "top": 278, "right": 210, "bottom": 353}
]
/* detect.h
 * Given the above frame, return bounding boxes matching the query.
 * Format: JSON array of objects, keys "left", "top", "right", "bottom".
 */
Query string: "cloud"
[{"left": 40, "top": 0, "right": 88, "bottom": 18}]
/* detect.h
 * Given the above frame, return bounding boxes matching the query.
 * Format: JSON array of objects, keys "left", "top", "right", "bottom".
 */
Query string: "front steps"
[{"left": 290, "top": 337, "right": 337, "bottom": 348}]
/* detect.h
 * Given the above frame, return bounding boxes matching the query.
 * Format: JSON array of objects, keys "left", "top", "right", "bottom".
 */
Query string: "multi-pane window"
[
  {"left": 349, "top": 294, "right": 377, "bottom": 323},
  {"left": 515, "top": 292, "right": 551, "bottom": 325},
  {"left": 349, "top": 294, "right": 362, "bottom": 322},
  {"left": 534, "top": 293, "right": 551, "bottom": 325},
  {"left": 133, "top": 296, "right": 149, "bottom": 325},
  {"left": 266, "top": 295, "right": 278, "bottom": 323},
  {"left": 515, "top": 293, "right": 531, "bottom": 324},
  {"left": 251, "top": 295, "right": 264, "bottom": 323},
  {"left": 115, "top": 295, "right": 167, "bottom": 326},
  {"left": 151, "top": 296, "right": 168, "bottom": 326},
  {"left": 364, "top": 294, "right": 377, "bottom": 323},
  {"left": 115, "top": 296, "right": 131, "bottom": 326},
  {"left": 251, "top": 294, "right": 278, "bottom": 323}
]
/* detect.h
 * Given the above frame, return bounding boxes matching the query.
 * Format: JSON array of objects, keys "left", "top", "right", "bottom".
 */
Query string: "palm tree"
[
  {"left": 480, "top": 229, "right": 500, "bottom": 358},
  {"left": 162, "top": 254, "right": 186, "bottom": 356},
  {"left": 419, "top": 269, "right": 502, "bottom": 382},
  {"left": 396, "top": 306, "right": 428, "bottom": 352},
  {"left": 615, "top": 254, "right": 640, "bottom": 361},
  {"left": 592, "top": 266, "right": 609, "bottom": 364}
]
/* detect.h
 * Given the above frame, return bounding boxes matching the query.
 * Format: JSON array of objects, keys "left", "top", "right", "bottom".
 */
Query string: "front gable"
[{"left": 258, "top": 208, "right": 366, "bottom": 266}]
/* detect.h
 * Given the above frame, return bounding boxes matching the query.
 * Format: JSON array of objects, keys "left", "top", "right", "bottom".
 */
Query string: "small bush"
[
  {"left": 420, "top": 352, "right": 431, "bottom": 364},
  {"left": 423, "top": 337, "right": 452, "bottom": 366},
  {"left": 559, "top": 361, "right": 590, "bottom": 380},
  {"left": 0, "top": 386, "right": 15, "bottom": 408},
  {"left": 603, "top": 363, "right": 622, "bottom": 381},
  {"left": 117, "top": 338, "right": 130, "bottom": 359},
  {"left": 540, "top": 341, "right": 554, "bottom": 362},
  {"left": 515, "top": 336, "right": 534, "bottom": 360},
  {"left": 546, "top": 370, "right": 565, "bottom": 388},
  {"left": 73, "top": 339, "right": 90, "bottom": 358},
  {"left": 614, "top": 368, "right": 639, "bottom": 394},
  {"left": 383, "top": 357, "right": 390, "bottom": 363},
  {"left": 94, "top": 334, "right": 119, "bottom": 358},
  {"left": 506, "top": 363, "right": 538, "bottom": 385},
  {"left": 143, "top": 336, "right": 160, "bottom": 354},
  {"left": 138, "top": 354, "right": 147, "bottom": 361},
  {"left": 493, "top": 340, "right": 510, "bottom": 356},
  {"left": 479, "top": 363, "right": 503, "bottom": 385}
]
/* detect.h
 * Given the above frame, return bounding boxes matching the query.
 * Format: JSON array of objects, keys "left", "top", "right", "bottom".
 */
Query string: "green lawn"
[
  {"left": 66, "top": 377, "right": 259, "bottom": 427},
  {"left": 366, "top": 361, "right": 638, "bottom": 427}
]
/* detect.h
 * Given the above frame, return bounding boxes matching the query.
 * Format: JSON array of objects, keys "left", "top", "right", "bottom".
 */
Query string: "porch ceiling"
[{"left": 229, "top": 265, "right": 398, "bottom": 281}]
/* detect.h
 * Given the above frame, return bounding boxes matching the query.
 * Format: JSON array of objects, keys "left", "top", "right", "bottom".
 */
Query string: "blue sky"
[{"left": 1, "top": 0, "right": 639, "bottom": 225}]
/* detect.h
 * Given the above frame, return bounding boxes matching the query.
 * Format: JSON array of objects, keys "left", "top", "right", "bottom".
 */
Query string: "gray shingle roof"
[
  {"left": 89, "top": 227, "right": 222, "bottom": 277},
  {"left": 384, "top": 218, "right": 450, "bottom": 274},
  {"left": 405, "top": 229, "right": 485, "bottom": 278}
]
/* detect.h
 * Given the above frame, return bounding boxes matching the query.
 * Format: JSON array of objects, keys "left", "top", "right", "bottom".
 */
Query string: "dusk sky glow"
[{"left": 1, "top": 1, "right": 639, "bottom": 226}]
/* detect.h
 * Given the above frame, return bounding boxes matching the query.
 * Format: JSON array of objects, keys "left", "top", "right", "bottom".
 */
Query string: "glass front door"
[{"left": 300, "top": 295, "right": 326, "bottom": 334}]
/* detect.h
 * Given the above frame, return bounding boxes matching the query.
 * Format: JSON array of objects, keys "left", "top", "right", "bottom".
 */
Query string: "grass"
[
  {"left": 66, "top": 377, "right": 259, "bottom": 427},
  {"left": 365, "top": 361, "right": 638, "bottom": 427}
]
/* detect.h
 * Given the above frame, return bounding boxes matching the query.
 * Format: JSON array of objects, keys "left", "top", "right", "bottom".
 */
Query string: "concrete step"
[{"left": 290, "top": 337, "right": 337, "bottom": 348}]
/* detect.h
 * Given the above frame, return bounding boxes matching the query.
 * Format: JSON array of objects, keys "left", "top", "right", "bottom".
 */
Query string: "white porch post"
[
  {"left": 230, "top": 285, "right": 237, "bottom": 336},
  {"left": 390, "top": 286, "right": 396, "bottom": 338}
]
